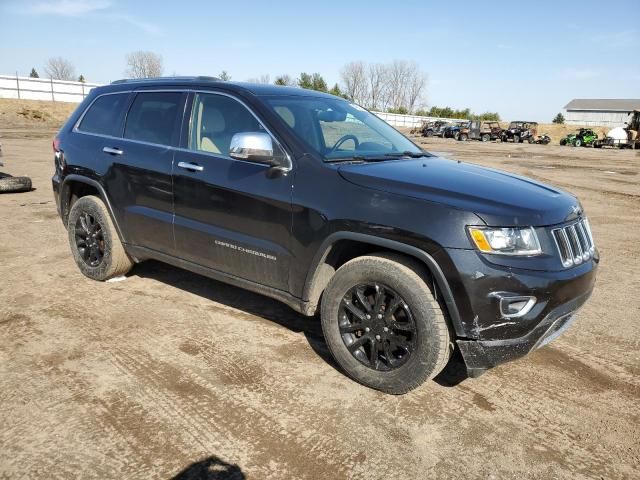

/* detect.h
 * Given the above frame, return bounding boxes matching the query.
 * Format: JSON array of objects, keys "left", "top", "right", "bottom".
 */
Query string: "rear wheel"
[
  {"left": 560, "top": 138, "right": 567, "bottom": 146},
  {"left": 481, "top": 134, "right": 490, "bottom": 142},
  {"left": 67, "top": 195, "right": 133, "bottom": 281},
  {"left": 574, "top": 138, "right": 582, "bottom": 147},
  {"left": 321, "top": 254, "right": 451, "bottom": 394},
  {"left": 513, "top": 134, "right": 521, "bottom": 143},
  {"left": 459, "top": 133, "right": 468, "bottom": 141},
  {"left": 425, "top": 130, "right": 434, "bottom": 137}
]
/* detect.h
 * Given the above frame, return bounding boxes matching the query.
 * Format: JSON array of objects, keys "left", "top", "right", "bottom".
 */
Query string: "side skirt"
[{"left": 125, "top": 244, "right": 313, "bottom": 316}]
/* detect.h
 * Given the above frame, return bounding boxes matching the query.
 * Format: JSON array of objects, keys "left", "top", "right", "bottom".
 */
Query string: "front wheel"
[
  {"left": 481, "top": 134, "right": 490, "bottom": 142},
  {"left": 513, "top": 134, "right": 521, "bottom": 143},
  {"left": 320, "top": 254, "right": 451, "bottom": 394},
  {"left": 574, "top": 138, "right": 582, "bottom": 147},
  {"left": 459, "top": 133, "right": 468, "bottom": 141},
  {"left": 67, "top": 195, "right": 133, "bottom": 281}
]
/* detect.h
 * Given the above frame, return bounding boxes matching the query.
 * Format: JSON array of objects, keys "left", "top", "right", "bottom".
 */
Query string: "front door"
[{"left": 172, "top": 92, "right": 293, "bottom": 291}]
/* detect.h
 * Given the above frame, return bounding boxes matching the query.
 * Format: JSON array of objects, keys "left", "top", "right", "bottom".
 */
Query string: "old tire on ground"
[
  {"left": 320, "top": 253, "right": 451, "bottom": 394},
  {"left": 0, "top": 175, "right": 32, "bottom": 193},
  {"left": 67, "top": 195, "right": 133, "bottom": 281},
  {"left": 481, "top": 134, "right": 490, "bottom": 142}
]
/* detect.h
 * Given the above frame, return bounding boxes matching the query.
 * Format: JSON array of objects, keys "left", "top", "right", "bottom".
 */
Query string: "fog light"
[{"left": 495, "top": 295, "right": 536, "bottom": 318}]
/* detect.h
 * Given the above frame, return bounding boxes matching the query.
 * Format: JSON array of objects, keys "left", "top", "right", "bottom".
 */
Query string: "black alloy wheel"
[
  {"left": 338, "top": 283, "right": 417, "bottom": 371},
  {"left": 74, "top": 212, "right": 105, "bottom": 267}
]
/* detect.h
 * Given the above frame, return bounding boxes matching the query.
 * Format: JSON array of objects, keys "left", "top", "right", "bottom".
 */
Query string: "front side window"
[
  {"left": 188, "top": 93, "right": 267, "bottom": 156},
  {"left": 124, "top": 91, "right": 182, "bottom": 146},
  {"left": 78, "top": 93, "right": 128, "bottom": 136},
  {"left": 265, "top": 96, "right": 421, "bottom": 161}
]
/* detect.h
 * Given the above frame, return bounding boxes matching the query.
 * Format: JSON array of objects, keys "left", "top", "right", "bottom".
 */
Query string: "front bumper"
[
  {"left": 456, "top": 287, "right": 592, "bottom": 377},
  {"left": 440, "top": 248, "right": 598, "bottom": 376}
]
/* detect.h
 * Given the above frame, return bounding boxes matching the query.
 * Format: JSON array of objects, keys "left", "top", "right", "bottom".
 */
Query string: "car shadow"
[
  {"left": 131, "top": 260, "right": 468, "bottom": 388},
  {"left": 170, "top": 455, "right": 245, "bottom": 480}
]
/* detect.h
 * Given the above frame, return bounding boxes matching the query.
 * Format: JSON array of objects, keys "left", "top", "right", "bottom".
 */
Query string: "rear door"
[
  {"left": 172, "top": 91, "right": 293, "bottom": 291},
  {"left": 104, "top": 90, "right": 186, "bottom": 254}
]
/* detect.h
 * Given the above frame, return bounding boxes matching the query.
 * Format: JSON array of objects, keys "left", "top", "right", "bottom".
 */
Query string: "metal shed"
[{"left": 564, "top": 99, "right": 640, "bottom": 127}]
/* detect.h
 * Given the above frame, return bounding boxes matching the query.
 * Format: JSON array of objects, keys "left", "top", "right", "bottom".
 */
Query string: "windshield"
[{"left": 264, "top": 95, "right": 422, "bottom": 161}]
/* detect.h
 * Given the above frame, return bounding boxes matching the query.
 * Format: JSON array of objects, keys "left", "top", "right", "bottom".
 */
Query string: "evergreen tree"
[{"left": 29, "top": 68, "right": 39, "bottom": 78}]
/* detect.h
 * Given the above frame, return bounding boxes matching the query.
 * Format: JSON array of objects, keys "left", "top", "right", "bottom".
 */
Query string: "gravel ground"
[{"left": 1, "top": 128, "right": 638, "bottom": 479}]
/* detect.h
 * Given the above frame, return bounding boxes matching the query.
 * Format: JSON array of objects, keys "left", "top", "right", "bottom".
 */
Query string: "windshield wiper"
[
  {"left": 383, "top": 151, "right": 429, "bottom": 158},
  {"left": 325, "top": 151, "right": 429, "bottom": 163}
]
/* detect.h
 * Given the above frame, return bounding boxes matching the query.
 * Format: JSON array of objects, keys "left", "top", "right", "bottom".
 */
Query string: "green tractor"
[{"left": 560, "top": 128, "right": 598, "bottom": 147}]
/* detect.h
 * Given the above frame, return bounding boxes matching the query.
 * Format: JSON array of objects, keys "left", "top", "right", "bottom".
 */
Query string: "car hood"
[{"left": 337, "top": 157, "right": 580, "bottom": 226}]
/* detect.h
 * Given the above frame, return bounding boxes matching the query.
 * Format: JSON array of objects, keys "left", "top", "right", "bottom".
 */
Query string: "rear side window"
[
  {"left": 124, "top": 92, "right": 182, "bottom": 146},
  {"left": 78, "top": 93, "right": 128, "bottom": 136}
]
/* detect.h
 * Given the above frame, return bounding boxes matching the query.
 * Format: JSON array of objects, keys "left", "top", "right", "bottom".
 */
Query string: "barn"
[{"left": 563, "top": 99, "right": 640, "bottom": 127}]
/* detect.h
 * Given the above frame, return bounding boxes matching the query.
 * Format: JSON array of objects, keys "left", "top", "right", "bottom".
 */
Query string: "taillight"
[{"left": 53, "top": 136, "right": 60, "bottom": 152}]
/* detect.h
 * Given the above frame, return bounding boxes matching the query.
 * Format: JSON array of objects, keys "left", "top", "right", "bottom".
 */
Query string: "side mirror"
[{"left": 229, "top": 132, "right": 287, "bottom": 169}]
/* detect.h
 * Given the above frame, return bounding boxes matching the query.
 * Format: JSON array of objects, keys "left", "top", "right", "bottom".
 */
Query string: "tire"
[
  {"left": 574, "top": 138, "right": 582, "bottom": 147},
  {"left": 67, "top": 195, "right": 133, "bottom": 281},
  {"left": 0, "top": 175, "right": 31, "bottom": 193},
  {"left": 560, "top": 138, "right": 567, "bottom": 146},
  {"left": 320, "top": 253, "right": 451, "bottom": 394},
  {"left": 481, "top": 134, "right": 490, "bottom": 142},
  {"left": 425, "top": 130, "right": 434, "bottom": 137},
  {"left": 459, "top": 133, "right": 468, "bottom": 141},
  {"left": 513, "top": 134, "right": 520, "bottom": 143},
  {"left": 453, "top": 132, "right": 460, "bottom": 140}
]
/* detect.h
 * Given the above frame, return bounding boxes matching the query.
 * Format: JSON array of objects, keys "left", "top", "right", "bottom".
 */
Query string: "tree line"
[{"left": 26, "top": 52, "right": 507, "bottom": 121}]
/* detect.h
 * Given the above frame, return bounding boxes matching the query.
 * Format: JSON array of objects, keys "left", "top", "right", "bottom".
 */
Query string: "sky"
[{"left": 0, "top": 0, "right": 638, "bottom": 121}]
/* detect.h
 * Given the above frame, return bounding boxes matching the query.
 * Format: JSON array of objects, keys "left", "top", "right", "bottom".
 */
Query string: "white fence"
[
  {"left": 373, "top": 111, "right": 467, "bottom": 128},
  {"left": 0, "top": 74, "right": 100, "bottom": 103}
]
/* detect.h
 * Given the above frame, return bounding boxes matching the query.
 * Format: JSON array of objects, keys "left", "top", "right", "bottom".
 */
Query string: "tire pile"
[{"left": 0, "top": 142, "right": 32, "bottom": 194}]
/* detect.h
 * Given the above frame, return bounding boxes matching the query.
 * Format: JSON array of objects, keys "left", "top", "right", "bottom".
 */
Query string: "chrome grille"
[{"left": 552, "top": 218, "right": 595, "bottom": 267}]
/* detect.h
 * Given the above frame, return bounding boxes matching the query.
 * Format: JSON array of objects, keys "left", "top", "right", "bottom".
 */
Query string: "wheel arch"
[
  {"left": 60, "top": 175, "right": 127, "bottom": 244},
  {"left": 302, "top": 232, "right": 464, "bottom": 336}
]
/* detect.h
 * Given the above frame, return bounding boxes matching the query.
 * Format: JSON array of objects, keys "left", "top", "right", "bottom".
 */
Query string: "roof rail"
[{"left": 111, "top": 76, "right": 220, "bottom": 85}]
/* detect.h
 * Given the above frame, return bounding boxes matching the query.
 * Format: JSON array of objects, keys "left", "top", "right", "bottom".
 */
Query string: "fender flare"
[
  {"left": 303, "top": 232, "right": 464, "bottom": 336},
  {"left": 60, "top": 175, "right": 127, "bottom": 244}
]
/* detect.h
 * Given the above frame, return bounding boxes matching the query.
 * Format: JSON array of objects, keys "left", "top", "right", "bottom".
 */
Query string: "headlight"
[{"left": 468, "top": 226, "right": 542, "bottom": 256}]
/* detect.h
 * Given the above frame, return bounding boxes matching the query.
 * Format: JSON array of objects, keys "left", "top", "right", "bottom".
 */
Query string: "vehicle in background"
[
  {"left": 533, "top": 134, "right": 551, "bottom": 145},
  {"left": 422, "top": 120, "right": 450, "bottom": 138},
  {"left": 593, "top": 110, "right": 639, "bottom": 149},
  {"left": 443, "top": 121, "right": 468, "bottom": 140},
  {"left": 458, "top": 121, "right": 503, "bottom": 142},
  {"left": 501, "top": 121, "right": 538, "bottom": 143},
  {"left": 560, "top": 128, "right": 598, "bottom": 147}
]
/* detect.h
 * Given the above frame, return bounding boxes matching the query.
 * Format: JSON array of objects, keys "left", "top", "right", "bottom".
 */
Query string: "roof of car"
[{"left": 106, "top": 76, "right": 338, "bottom": 99}]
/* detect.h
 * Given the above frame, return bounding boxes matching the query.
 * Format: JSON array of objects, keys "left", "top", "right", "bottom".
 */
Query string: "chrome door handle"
[
  {"left": 177, "top": 161, "right": 204, "bottom": 172},
  {"left": 103, "top": 147, "right": 123, "bottom": 155}
]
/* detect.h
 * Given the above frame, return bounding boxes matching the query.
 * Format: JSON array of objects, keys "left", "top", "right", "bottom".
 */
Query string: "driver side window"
[{"left": 188, "top": 93, "right": 265, "bottom": 157}]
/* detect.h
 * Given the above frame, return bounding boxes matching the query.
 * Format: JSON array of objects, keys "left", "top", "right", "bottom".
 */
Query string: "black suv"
[{"left": 52, "top": 77, "right": 598, "bottom": 393}]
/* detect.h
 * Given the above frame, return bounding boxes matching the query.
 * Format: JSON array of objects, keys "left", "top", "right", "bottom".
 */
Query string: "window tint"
[
  {"left": 188, "top": 93, "right": 265, "bottom": 156},
  {"left": 78, "top": 93, "right": 128, "bottom": 136},
  {"left": 124, "top": 92, "right": 182, "bottom": 146}
]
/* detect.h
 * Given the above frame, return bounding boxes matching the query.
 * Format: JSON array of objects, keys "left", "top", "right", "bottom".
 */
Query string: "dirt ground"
[{"left": 1, "top": 116, "right": 639, "bottom": 479}]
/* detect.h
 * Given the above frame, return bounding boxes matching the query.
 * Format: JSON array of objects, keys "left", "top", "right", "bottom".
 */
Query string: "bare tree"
[
  {"left": 125, "top": 51, "right": 163, "bottom": 78},
  {"left": 340, "top": 61, "right": 368, "bottom": 105},
  {"left": 44, "top": 57, "right": 76, "bottom": 81},
  {"left": 218, "top": 70, "right": 231, "bottom": 81},
  {"left": 367, "top": 63, "right": 388, "bottom": 110},
  {"left": 386, "top": 60, "right": 412, "bottom": 111},
  {"left": 247, "top": 74, "right": 271, "bottom": 84},
  {"left": 274, "top": 74, "right": 295, "bottom": 86},
  {"left": 405, "top": 63, "right": 428, "bottom": 112}
]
